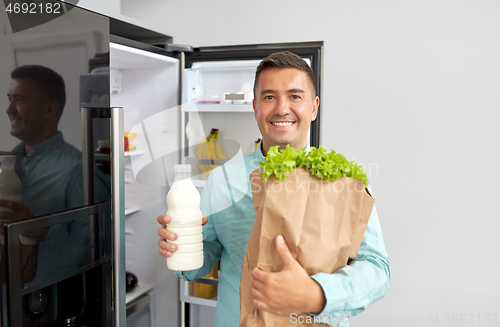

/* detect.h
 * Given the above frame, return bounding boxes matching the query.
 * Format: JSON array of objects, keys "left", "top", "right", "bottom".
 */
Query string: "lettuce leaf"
[{"left": 259, "top": 145, "right": 369, "bottom": 186}]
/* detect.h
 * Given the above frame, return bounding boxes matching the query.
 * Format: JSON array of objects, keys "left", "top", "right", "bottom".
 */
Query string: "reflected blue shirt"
[
  {"left": 175, "top": 147, "right": 391, "bottom": 326},
  {"left": 11, "top": 132, "right": 111, "bottom": 285},
  {"left": 12, "top": 132, "right": 110, "bottom": 215}
]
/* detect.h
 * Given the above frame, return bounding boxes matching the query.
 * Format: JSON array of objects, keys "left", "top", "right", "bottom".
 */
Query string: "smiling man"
[
  {"left": 2, "top": 65, "right": 84, "bottom": 217},
  {"left": 157, "top": 52, "right": 390, "bottom": 326},
  {"left": 3, "top": 65, "right": 110, "bottom": 217}
]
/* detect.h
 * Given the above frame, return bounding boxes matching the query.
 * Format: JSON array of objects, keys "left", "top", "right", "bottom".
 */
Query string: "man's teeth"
[{"left": 271, "top": 122, "right": 293, "bottom": 126}]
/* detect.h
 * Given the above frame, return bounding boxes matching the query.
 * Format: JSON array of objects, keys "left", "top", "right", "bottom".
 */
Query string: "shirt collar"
[
  {"left": 12, "top": 132, "right": 65, "bottom": 158},
  {"left": 256, "top": 141, "right": 266, "bottom": 162}
]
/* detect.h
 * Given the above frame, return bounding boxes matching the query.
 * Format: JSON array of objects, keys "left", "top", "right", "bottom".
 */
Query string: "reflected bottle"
[
  {"left": 0, "top": 155, "right": 22, "bottom": 211},
  {"left": 166, "top": 164, "right": 203, "bottom": 271}
]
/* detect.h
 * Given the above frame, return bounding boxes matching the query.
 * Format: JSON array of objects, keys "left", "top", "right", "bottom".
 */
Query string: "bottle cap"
[{"left": 174, "top": 164, "right": 192, "bottom": 172}]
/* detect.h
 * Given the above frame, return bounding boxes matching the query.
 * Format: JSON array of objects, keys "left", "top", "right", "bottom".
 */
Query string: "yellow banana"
[
  {"left": 254, "top": 138, "right": 261, "bottom": 151},
  {"left": 207, "top": 131, "right": 216, "bottom": 170},
  {"left": 124, "top": 132, "right": 136, "bottom": 141},
  {"left": 213, "top": 130, "right": 226, "bottom": 160},
  {"left": 196, "top": 132, "right": 212, "bottom": 178},
  {"left": 196, "top": 129, "right": 220, "bottom": 178}
]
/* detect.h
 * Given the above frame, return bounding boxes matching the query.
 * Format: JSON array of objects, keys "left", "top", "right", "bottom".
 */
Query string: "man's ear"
[
  {"left": 253, "top": 98, "right": 257, "bottom": 120},
  {"left": 311, "top": 96, "right": 319, "bottom": 121},
  {"left": 43, "top": 100, "right": 59, "bottom": 120}
]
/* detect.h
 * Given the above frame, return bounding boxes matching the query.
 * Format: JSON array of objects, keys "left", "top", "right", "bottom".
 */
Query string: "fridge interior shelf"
[
  {"left": 181, "top": 104, "right": 253, "bottom": 113},
  {"left": 125, "top": 283, "right": 153, "bottom": 304},
  {"left": 124, "top": 150, "right": 145, "bottom": 157}
]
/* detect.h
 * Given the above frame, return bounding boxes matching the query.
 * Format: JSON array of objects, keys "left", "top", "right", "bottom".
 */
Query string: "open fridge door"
[{"left": 109, "top": 37, "right": 182, "bottom": 326}]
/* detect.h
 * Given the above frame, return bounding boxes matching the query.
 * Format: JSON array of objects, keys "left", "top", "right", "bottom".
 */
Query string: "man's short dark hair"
[
  {"left": 11, "top": 65, "right": 66, "bottom": 121},
  {"left": 253, "top": 51, "right": 316, "bottom": 98}
]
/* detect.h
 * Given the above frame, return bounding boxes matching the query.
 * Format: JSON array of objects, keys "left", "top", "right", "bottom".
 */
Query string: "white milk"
[
  {"left": 166, "top": 164, "right": 203, "bottom": 271},
  {"left": 0, "top": 155, "right": 22, "bottom": 212}
]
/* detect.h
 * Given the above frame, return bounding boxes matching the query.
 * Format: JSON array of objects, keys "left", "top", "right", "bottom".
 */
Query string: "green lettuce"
[{"left": 259, "top": 145, "right": 369, "bottom": 186}]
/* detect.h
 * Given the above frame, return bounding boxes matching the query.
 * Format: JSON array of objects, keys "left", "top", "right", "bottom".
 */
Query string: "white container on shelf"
[{"left": 166, "top": 164, "right": 203, "bottom": 271}]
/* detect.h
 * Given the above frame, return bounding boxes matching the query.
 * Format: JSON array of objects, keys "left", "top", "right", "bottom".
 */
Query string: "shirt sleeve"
[
  {"left": 310, "top": 186, "right": 391, "bottom": 325},
  {"left": 173, "top": 170, "right": 223, "bottom": 281}
]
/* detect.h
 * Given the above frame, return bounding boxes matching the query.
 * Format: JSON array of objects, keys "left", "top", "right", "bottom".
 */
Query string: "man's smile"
[{"left": 270, "top": 121, "right": 295, "bottom": 127}]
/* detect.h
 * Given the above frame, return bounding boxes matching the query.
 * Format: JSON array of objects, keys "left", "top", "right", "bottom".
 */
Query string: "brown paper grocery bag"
[{"left": 240, "top": 167, "right": 375, "bottom": 327}]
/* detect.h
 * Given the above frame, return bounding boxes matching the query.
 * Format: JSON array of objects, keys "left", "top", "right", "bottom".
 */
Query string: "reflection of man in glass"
[
  {"left": 0, "top": 66, "right": 109, "bottom": 322},
  {"left": 2, "top": 65, "right": 86, "bottom": 217}
]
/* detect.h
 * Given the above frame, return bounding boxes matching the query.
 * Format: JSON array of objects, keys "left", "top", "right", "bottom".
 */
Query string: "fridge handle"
[{"left": 111, "top": 107, "right": 126, "bottom": 326}]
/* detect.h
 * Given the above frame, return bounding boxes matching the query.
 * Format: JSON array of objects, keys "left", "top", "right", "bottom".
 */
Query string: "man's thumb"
[{"left": 276, "top": 235, "right": 295, "bottom": 268}]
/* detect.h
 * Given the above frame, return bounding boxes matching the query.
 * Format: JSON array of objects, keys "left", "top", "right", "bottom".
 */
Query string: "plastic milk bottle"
[
  {"left": 0, "top": 155, "right": 22, "bottom": 212},
  {"left": 166, "top": 164, "right": 203, "bottom": 271}
]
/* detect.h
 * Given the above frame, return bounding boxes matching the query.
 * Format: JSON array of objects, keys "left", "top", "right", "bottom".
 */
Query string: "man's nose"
[
  {"left": 6, "top": 100, "right": 15, "bottom": 115},
  {"left": 274, "top": 96, "right": 291, "bottom": 116}
]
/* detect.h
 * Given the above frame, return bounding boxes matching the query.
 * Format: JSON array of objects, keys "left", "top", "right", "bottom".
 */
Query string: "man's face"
[
  {"left": 7, "top": 79, "right": 48, "bottom": 144},
  {"left": 253, "top": 68, "right": 319, "bottom": 154}
]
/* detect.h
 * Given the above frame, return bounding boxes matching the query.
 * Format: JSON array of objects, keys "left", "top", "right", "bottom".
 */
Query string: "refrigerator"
[
  {"left": 0, "top": 2, "right": 125, "bottom": 326},
  {"left": 0, "top": 1, "right": 322, "bottom": 326}
]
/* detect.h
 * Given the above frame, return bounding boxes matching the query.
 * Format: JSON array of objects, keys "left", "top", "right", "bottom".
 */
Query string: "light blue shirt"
[
  {"left": 175, "top": 146, "right": 391, "bottom": 326},
  {"left": 12, "top": 132, "right": 110, "bottom": 215}
]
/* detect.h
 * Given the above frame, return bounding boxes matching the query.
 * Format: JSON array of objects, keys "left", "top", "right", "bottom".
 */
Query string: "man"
[
  {"left": 1, "top": 65, "right": 85, "bottom": 217},
  {"left": 157, "top": 52, "right": 390, "bottom": 326}
]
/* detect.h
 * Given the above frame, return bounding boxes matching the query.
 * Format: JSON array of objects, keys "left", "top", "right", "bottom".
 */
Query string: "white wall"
[{"left": 121, "top": 1, "right": 500, "bottom": 326}]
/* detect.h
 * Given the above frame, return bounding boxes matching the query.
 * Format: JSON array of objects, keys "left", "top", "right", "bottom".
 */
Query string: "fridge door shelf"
[
  {"left": 180, "top": 279, "right": 218, "bottom": 308},
  {"left": 125, "top": 150, "right": 145, "bottom": 157},
  {"left": 181, "top": 103, "right": 253, "bottom": 113},
  {"left": 125, "top": 207, "right": 141, "bottom": 216}
]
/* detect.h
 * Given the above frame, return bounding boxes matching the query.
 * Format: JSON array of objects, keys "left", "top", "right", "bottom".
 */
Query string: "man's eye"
[
  {"left": 291, "top": 95, "right": 301, "bottom": 99},
  {"left": 264, "top": 95, "right": 274, "bottom": 100}
]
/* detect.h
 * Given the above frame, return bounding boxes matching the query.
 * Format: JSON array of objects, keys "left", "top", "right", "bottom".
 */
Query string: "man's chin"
[{"left": 10, "top": 130, "right": 22, "bottom": 139}]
